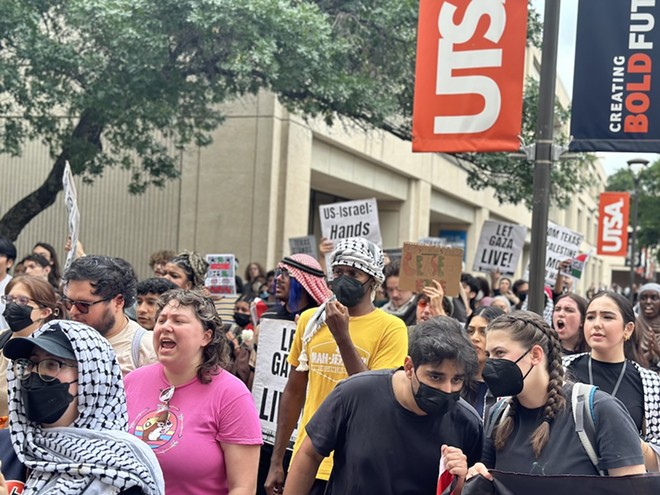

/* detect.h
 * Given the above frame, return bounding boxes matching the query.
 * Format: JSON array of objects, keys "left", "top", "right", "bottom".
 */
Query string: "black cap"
[{"left": 4, "top": 328, "right": 76, "bottom": 361}]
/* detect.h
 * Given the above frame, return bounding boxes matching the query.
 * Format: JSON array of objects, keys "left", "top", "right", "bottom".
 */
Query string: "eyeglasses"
[
  {"left": 275, "top": 268, "right": 290, "bottom": 280},
  {"left": 61, "top": 296, "right": 112, "bottom": 314},
  {"left": 1, "top": 295, "right": 36, "bottom": 306},
  {"left": 14, "top": 358, "right": 77, "bottom": 382}
]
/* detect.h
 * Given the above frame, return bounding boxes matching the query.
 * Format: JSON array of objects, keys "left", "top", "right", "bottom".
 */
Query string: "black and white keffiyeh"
[
  {"left": 7, "top": 320, "right": 164, "bottom": 495},
  {"left": 329, "top": 237, "right": 385, "bottom": 284}
]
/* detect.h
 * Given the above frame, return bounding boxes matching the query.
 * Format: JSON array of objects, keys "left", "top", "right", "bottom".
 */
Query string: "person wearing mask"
[
  {"left": 636, "top": 283, "right": 660, "bottom": 372},
  {"left": 563, "top": 291, "right": 660, "bottom": 471},
  {"left": 552, "top": 293, "right": 589, "bottom": 355},
  {"left": 0, "top": 276, "right": 65, "bottom": 420},
  {"left": 511, "top": 279, "right": 529, "bottom": 310},
  {"left": 125, "top": 289, "right": 262, "bottom": 495},
  {"left": 257, "top": 254, "right": 331, "bottom": 495},
  {"left": 283, "top": 318, "right": 483, "bottom": 495},
  {"left": 469, "top": 311, "right": 646, "bottom": 479},
  {"left": 0, "top": 236, "right": 17, "bottom": 332},
  {"left": 0, "top": 320, "right": 164, "bottom": 494},
  {"left": 62, "top": 255, "right": 156, "bottom": 375},
  {"left": 265, "top": 238, "right": 408, "bottom": 495}
]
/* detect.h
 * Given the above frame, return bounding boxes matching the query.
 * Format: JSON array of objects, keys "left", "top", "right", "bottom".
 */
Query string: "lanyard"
[{"left": 588, "top": 356, "right": 626, "bottom": 398}]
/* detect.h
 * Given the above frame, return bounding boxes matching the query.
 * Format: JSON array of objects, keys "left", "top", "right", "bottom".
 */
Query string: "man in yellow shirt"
[{"left": 265, "top": 238, "right": 408, "bottom": 495}]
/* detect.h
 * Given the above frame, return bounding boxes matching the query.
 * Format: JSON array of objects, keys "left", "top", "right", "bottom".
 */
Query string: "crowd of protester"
[{"left": 0, "top": 232, "right": 659, "bottom": 494}]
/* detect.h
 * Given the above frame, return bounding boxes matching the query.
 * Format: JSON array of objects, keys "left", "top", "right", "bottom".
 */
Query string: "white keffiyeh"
[{"left": 7, "top": 320, "right": 164, "bottom": 495}]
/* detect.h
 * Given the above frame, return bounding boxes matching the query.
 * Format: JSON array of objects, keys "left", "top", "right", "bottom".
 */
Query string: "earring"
[{"left": 624, "top": 333, "right": 631, "bottom": 341}]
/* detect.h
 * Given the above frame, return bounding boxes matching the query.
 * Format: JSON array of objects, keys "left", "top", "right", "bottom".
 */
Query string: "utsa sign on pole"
[
  {"left": 570, "top": 0, "right": 660, "bottom": 152},
  {"left": 597, "top": 192, "right": 630, "bottom": 257},
  {"left": 412, "top": 0, "right": 528, "bottom": 152}
]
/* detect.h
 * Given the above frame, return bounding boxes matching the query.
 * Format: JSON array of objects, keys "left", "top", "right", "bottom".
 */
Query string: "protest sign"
[
  {"left": 319, "top": 198, "right": 381, "bottom": 246},
  {"left": 472, "top": 220, "right": 527, "bottom": 275},
  {"left": 252, "top": 319, "right": 299, "bottom": 446},
  {"left": 569, "top": 252, "right": 591, "bottom": 280},
  {"left": 62, "top": 161, "right": 80, "bottom": 273},
  {"left": 399, "top": 242, "right": 463, "bottom": 297},
  {"left": 204, "top": 254, "right": 236, "bottom": 295},
  {"left": 289, "top": 235, "right": 317, "bottom": 258},
  {"left": 530, "top": 222, "right": 583, "bottom": 289}
]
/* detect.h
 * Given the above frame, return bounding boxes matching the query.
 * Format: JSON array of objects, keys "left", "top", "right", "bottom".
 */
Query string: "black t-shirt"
[
  {"left": 565, "top": 355, "right": 644, "bottom": 432},
  {"left": 260, "top": 302, "right": 315, "bottom": 322},
  {"left": 306, "top": 369, "right": 483, "bottom": 495},
  {"left": 482, "top": 384, "right": 644, "bottom": 475}
]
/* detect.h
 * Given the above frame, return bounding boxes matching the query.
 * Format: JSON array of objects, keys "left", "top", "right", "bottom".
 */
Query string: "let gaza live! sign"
[{"left": 412, "top": 0, "right": 528, "bottom": 152}]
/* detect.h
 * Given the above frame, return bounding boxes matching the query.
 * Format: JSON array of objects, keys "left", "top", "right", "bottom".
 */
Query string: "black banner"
[{"left": 570, "top": 0, "right": 660, "bottom": 152}]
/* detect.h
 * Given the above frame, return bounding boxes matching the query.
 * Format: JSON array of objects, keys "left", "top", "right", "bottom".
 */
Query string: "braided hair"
[
  {"left": 170, "top": 251, "right": 209, "bottom": 290},
  {"left": 490, "top": 311, "right": 566, "bottom": 458}
]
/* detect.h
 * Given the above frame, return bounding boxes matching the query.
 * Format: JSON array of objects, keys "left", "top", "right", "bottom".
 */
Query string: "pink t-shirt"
[{"left": 125, "top": 363, "right": 263, "bottom": 495}]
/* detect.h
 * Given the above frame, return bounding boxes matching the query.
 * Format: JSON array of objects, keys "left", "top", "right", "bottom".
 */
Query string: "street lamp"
[{"left": 627, "top": 158, "right": 649, "bottom": 302}]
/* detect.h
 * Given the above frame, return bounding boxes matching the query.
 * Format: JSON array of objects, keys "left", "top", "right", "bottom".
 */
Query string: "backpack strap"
[
  {"left": 485, "top": 398, "right": 511, "bottom": 440},
  {"left": 131, "top": 326, "right": 147, "bottom": 369},
  {"left": 572, "top": 382, "right": 605, "bottom": 475}
]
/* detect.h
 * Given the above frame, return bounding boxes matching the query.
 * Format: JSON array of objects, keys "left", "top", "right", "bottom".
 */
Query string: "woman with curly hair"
[
  {"left": 469, "top": 311, "right": 645, "bottom": 479},
  {"left": 125, "top": 289, "right": 262, "bottom": 495}
]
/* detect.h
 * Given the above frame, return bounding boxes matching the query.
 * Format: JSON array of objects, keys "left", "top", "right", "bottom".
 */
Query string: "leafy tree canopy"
[
  {"left": 0, "top": 0, "right": 584, "bottom": 239},
  {"left": 606, "top": 160, "right": 660, "bottom": 260}
]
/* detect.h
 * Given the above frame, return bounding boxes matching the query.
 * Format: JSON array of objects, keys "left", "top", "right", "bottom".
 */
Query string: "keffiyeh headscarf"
[
  {"left": 329, "top": 237, "right": 385, "bottom": 284},
  {"left": 7, "top": 320, "right": 164, "bottom": 495}
]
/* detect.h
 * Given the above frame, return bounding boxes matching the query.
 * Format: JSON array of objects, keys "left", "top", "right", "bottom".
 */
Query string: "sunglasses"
[
  {"left": 1, "top": 295, "right": 36, "bottom": 306},
  {"left": 417, "top": 299, "right": 429, "bottom": 308},
  {"left": 275, "top": 268, "right": 290, "bottom": 280},
  {"left": 61, "top": 296, "right": 112, "bottom": 314}
]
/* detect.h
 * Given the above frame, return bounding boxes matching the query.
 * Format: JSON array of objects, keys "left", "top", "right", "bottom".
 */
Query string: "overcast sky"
[{"left": 532, "top": 0, "right": 659, "bottom": 176}]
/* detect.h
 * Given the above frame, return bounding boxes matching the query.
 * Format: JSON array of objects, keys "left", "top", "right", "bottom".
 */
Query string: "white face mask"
[{"left": 475, "top": 290, "right": 484, "bottom": 302}]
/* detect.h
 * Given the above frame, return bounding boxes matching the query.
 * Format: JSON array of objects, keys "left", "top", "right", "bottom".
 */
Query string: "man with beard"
[
  {"left": 283, "top": 318, "right": 482, "bottom": 495},
  {"left": 637, "top": 283, "right": 660, "bottom": 372},
  {"left": 62, "top": 255, "right": 156, "bottom": 375},
  {"left": 265, "top": 238, "right": 408, "bottom": 495}
]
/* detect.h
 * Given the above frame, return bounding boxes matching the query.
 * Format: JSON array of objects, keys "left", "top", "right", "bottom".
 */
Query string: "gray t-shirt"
[{"left": 483, "top": 384, "right": 644, "bottom": 475}]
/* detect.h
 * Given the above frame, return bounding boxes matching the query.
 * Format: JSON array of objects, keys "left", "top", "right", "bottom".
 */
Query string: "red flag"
[
  {"left": 597, "top": 192, "right": 630, "bottom": 256},
  {"left": 412, "top": 0, "right": 528, "bottom": 152}
]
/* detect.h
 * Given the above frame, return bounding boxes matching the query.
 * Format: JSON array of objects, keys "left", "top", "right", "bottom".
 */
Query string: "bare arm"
[
  {"left": 283, "top": 437, "right": 325, "bottom": 495},
  {"left": 608, "top": 464, "right": 646, "bottom": 476},
  {"left": 265, "top": 369, "right": 309, "bottom": 495},
  {"left": 642, "top": 439, "right": 659, "bottom": 472},
  {"left": 222, "top": 443, "right": 260, "bottom": 495},
  {"left": 325, "top": 300, "right": 367, "bottom": 375}
]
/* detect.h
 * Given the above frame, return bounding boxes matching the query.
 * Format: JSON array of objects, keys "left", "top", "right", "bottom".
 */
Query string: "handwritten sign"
[
  {"left": 289, "top": 235, "right": 317, "bottom": 258},
  {"left": 472, "top": 220, "right": 527, "bottom": 275},
  {"left": 252, "top": 319, "right": 300, "bottom": 446},
  {"left": 62, "top": 161, "right": 80, "bottom": 273},
  {"left": 204, "top": 254, "right": 236, "bottom": 295},
  {"left": 319, "top": 198, "right": 382, "bottom": 246},
  {"left": 399, "top": 242, "right": 463, "bottom": 297}
]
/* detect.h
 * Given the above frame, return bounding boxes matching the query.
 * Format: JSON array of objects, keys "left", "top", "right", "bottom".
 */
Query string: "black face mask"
[
  {"left": 233, "top": 312, "right": 251, "bottom": 328},
  {"left": 482, "top": 348, "right": 534, "bottom": 397},
  {"left": 22, "top": 373, "right": 77, "bottom": 425},
  {"left": 518, "top": 291, "right": 528, "bottom": 303},
  {"left": 3, "top": 302, "right": 34, "bottom": 333},
  {"left": 331, "top": 276, "right": 369, "bottom": 307},
  {"left": 412, "top": 370, "right": 460, "bottom": 416}
]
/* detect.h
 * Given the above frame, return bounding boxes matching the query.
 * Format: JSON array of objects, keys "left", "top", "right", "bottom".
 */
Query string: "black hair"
[
  {"left": 33, "top": 242, "right": 62, "bottom": 287},
  {"left": 20, "top": 253, "right": 50, "bottom": 268},
  {"left": 460, "top": 273, "right": 480, "bottom": 295},
  {"left": 409, "top": 316, "right": 478, "bottom": 379},
  {"left": 465, "top": 305, "right": 504, "bottom": 329},
  {"left": 137, "top": 277, "right": 178, "bottom": 296},
  {"left": 512, "top": 279, "right": 528, "bottom": 295},
  {"left": 383, "top": 258, "right": 401, "bottom": 281},
  {"left": 553, "top": 293, "right": 589, "bottom": 354},
  {"left": 0, "top": 235, "right": 17, "bottom": 262},
  {"left": 62, "top": 255, "right": 138, "bottom": 307}
]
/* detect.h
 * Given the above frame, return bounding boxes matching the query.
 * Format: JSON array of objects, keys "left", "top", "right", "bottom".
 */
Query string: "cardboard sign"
[
  {"left": 289, "top": 235, "right": 317, "bottom": 258},
  {"left": 412, "top": 0, "right": 528, "bottom": 152},
  {"left": 252, "top": 319, "right": 299, "bottom": 446},
  {"left": 472, "top": 220, "right": 527, "bottom": 275},
  {"left": 62, "top": 161, "right": 80, "bottom": 273},
  {"left": 204, "top": 254, "right": 236, "bottom": 295},
  {"left": 399, "top": 242, "right": 463, "bottom": 297},
  {"left": 597, "top": 192, "right": 630, "bottom": 256},
  {"left": 319, "top": 198, "right": 382, "bottom": 247}
]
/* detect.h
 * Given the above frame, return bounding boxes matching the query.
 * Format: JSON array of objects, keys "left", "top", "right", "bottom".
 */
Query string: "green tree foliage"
[
  {"left": 0, "top": 0, "right": 583, "bottom": 239},
  {"left": 606, "top": 161, "right": 660, "bottom": 261}
]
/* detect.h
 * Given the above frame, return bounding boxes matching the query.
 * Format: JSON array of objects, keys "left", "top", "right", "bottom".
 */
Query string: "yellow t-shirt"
[{"left": 288, "top": 307, "right": 408, "bottom": 480}]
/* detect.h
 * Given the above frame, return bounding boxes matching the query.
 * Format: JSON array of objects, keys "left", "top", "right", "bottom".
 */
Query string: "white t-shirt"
[{"left": 106, "top": 317, "right": 157, "bottom": 376}]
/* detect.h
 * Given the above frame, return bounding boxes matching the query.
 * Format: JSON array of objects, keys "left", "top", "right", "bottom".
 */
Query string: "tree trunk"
[{"left": 0, "top": 110, "right": 103, "bottom": 241}]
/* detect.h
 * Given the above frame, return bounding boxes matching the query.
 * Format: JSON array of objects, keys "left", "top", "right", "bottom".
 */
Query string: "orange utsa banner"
[
  {"left": 412, "top": 0, "right": 528, "bottom": 152},
  {"left": 597, "top": 192, "right": 630, "bottom": 256}
]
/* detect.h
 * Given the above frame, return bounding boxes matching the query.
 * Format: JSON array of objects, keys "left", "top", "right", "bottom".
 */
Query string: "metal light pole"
[{"left": 627, "top": 158, "right": 649, "bottom": 303}]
